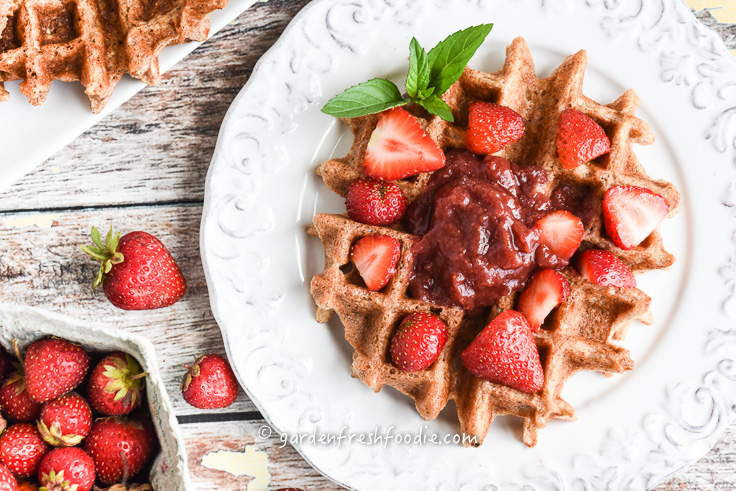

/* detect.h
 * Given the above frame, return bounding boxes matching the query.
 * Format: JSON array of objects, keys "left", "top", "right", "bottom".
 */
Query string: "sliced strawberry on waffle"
[
  {"left": 350, "top": 235, "right": 401, "bottom": 291},
  {"left": 465, "top": 101, "right": 525, "bottom": 155},
  {"left": 363, "top": 107, "right": 446, "bottom": 180},
  {"left": 577, "top": 249, "right": 636, "bottom": 288},
  {"left": 517, "top": 269, "right": 570, "bottom": 332},
  {"left": 556, "top": 109, "right": 610, "bottom": 169},
  {"left": 603, "top": 185, "right": 669, "bottom": 250},
  {"left": 534, "top": 210, "right": 584, "bottom": 263}
]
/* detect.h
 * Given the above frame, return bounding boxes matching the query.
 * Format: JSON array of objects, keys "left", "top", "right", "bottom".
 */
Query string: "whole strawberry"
[
  {"left": 37, "top": 447, "right": 95, "bottom": 491},
  {"left": 86, "top": 353, "right": 145, "bottom": 416},
  {"left": 390, "top": 312, "right": 448, "bottom": 372},
  {"left": 461, "top": 310, "right": 544, "bottom": 394},
  {"left": 83, "top": 417, "right": 155, "bottom": 485},
  {"left": 0, "top": 373, "right": 42, "bottom": 423},
  {"left": 0, "top": 424, "right": 51, "bottom": 478},
  {"left": 181, "top": 354, "right": 239, "bottom": 409},
  {"left": 24, "top": 339, "right": 89, "bottom": 404},
  {"left": 345, "top": 178, "right": 407, "bottom": 226},
  {"left": 37, "top": 393, "right": 92, "bottom": 447},
  {"left": 80, "top": 226, "right": 186, "bottom": 310},
  {"left": 465, "top": 101, "right": 525, "bottom": 155},
  {"left": 0, "top": 464, "right": 18, "bottom": 491}
]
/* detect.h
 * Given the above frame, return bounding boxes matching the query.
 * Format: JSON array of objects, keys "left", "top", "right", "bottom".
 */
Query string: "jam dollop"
[{"left": 406, "top": 150, "right": 561, "bottom": 311}]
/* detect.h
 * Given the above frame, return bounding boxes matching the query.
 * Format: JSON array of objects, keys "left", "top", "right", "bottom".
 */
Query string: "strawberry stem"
[{"left": 79, "top": 225, "right": 125, "bottom": 289}]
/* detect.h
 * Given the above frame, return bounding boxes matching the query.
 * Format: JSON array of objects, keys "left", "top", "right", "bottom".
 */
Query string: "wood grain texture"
[
  {"left": 0, "top": 0, "right": 733, "bottom": 489},
  {"left": 185, "top": 421, "right": 343, "bottom": 490},
  {"left": 0, "top": 0, "right": 311, "bottom": 212}
]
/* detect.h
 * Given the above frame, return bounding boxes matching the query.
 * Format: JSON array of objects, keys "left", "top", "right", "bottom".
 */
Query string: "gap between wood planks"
[
  {"left": 0, "top": 200, "right": 204, "bottom": 216},
  {"left": 178, "top": 411, "right": 263, "bottom": 425}
]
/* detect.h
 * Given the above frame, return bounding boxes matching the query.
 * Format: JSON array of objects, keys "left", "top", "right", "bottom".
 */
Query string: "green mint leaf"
[
  {"left": 322, "top": 79, "right": 408, "bottom": 118},
  {"left": 418, "top": 86, "right": 435, "bottom": 100},
  {"left": 418, "top": 95, "right": 455, "bottom": 122},
  {"left": 427, "top": 24, "right": 493, "bottom": 95},
  {"left": 406, "top": 38, "right": 431, "bottom": 99}
]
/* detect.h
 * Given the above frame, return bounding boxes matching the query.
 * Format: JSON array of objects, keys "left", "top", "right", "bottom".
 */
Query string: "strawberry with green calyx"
[
  {"left": 86, "top": 353, "right": 146, "bottom": 416},
  {"left": 322, "top": 24, "right": 493, "bottom": 121},
  {"left": 37, "top": 393, "right": 92, "bottom": 447},
  {"left": 24, "top": 339, "right": 89, "bottom": 404},
  {"left": 38, "top": 447, "right": 95, "bottom": 491},
  {"left": 83, "top": 417, "right": 155, "bottom": 485},
  {"left": 181, "top": 354, "right": 239, "bottom": 409},
  {"left": 79, "top": 226, "right": 187, "bottom": 311}
]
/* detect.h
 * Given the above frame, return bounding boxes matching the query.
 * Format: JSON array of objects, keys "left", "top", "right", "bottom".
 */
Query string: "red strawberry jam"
[{"left": 406, "top": 150, "right": 569, "bottom": 311}]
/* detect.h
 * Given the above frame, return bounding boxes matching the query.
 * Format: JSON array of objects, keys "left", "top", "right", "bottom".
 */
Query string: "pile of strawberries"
[
  {"left": 0, "top": 338, "right": 156, "bottom": 491},
  {"left": 340, "top": 102, "right": 670, "bottom": 394}
]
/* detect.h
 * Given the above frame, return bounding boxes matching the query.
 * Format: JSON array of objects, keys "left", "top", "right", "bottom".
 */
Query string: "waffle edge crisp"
[
  {"left": 0, "top": 0, "right": 228, "bottom": 112},
  {"left": 309, "top": 37, "right": 680, "bottom": 447}
]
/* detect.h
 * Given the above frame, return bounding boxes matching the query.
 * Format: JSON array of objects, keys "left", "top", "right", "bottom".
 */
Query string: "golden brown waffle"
[
  {"left": 309, "top": 37, "right": 680, "bottom": 446},
  {"left": 309, "top": 213, "right": 650, "bottom": 446},
  {"left": 0, "top": 0, "right": 227, "bottom": 113},
  {"left": 317, "top": 37, "right": 681, "bottom": 273}
]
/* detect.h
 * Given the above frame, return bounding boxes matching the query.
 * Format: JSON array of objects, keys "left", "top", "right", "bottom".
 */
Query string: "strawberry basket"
[{"left": 0, "top": 303, "right": 189, "bottom": 490}]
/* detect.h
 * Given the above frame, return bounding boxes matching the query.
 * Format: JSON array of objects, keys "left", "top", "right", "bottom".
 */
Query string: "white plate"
[
  {"left": 0, "top": 0, "right": 258, "bottom": 193},
  {"left": 201, "top": 0, "right": 736, "bottom": 488}
]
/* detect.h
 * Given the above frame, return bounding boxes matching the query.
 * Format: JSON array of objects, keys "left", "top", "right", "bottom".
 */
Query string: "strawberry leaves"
[
  {"left": 322, "top": 24, "right": 493, "bottom": 121},
  {"left": 79, "top": 225, "right": 124, "bottom": 289}
]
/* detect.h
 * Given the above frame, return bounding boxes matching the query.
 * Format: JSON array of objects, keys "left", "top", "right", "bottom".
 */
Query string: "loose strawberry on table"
[
  {"left": 576, "top": 249, "right": 636, "bottom": 288},
  {"left": 465, "top": 101, "right": 524, "bottom": 155},
  {"left": 390, "top": 312, "right": 448, "bottom": 372},
  {"left": 603, "top": 185, "right": 669, "bottom": 250},
  {"left": 24, "top": 339, "right": 89, "bottom": 404},
  {"left": 80, "top": 226, "right": 186, "bottom": 311},
  {"left": 83, "top": 417, "right": 155, "bottom": 485},
  {"left": 345, "top": 178, "right": 407, "bottom": 226},
  {"left": 461, "top": 310, "right": 544, "bottom": 394},
  {"left": 556, "top": 108, "right": 610, "bottom": 169},
  {"left": 350, "top": 235, "right": 400, "bottom": 292},
  {"left": 181, "top": 354, "right": 239, "bottom": 410},
  {"left": 517, "top": 269, "right": 570, "bottom": 332},
  {"left": 37, "top": 447, "right": 95, "bottom": 491},
  {"left": 86, "top": 353, "right": 145, "bottom": 416},
  {"left": 0, "top": 424, "right": 51, "bottom": 478},
  {"left": 37, "top": 393, "right": 92, "bottom": 447}
]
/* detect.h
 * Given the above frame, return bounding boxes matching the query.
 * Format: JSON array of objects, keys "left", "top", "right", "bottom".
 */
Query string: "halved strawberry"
[
  {"left": 517, "top": 269, "right": 570, "bottom": 332},
  {"left": 465, "top": 101, "right": 524, "bottom": 155},
  {"left": 603, "top": 185, "right": 669, "bottom": 250},
  {"left": 461, "top": 310, "right": 543, "bottom": 394},
  {"left": 576, "top": 249, "right": 636, "bottom": 288},
  {"left": 350, "top": 235, "right": 401, "bottom": 291},
  {"left": 534, "top": 210, "right": 584, "bottom": 262},
  {"left": 363, "top": 107, "right": 445, "bottom": 180},
  {"left": 390, "top": 312, "right": 448, "bottom": 372},
  {"left": 556, "top": 109, "right": 610, "bottom": 169}
]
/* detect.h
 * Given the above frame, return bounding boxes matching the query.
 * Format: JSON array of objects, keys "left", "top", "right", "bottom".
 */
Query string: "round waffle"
[
  {"left": 309, "top": 37, "right": 680, "bottom": 447},
  {"left": 0, "top": 0, "right": 227, "bottom": 113}
]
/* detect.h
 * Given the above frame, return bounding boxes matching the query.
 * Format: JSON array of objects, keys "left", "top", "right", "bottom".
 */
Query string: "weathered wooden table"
[{"left": 0, "top": 1, "right": 734, "bottom": 489}]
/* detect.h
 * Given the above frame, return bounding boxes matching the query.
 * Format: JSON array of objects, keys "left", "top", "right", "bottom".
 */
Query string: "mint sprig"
[{"left": 321, "top": 24, "right": 493, "bottom": 122}]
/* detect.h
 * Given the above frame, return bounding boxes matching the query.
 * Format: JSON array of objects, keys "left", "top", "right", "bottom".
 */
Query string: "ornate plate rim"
[{"left": 201, "top": 0, "right": 736, "bottom": 488}]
